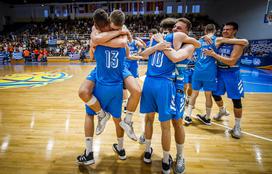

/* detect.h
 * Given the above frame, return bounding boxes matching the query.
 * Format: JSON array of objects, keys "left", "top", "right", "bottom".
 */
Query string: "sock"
[
  {"left": 140, "top": 113, "right": 145, "bottom": 133},
  {"left": 187, "top": 105, "right": 193, "bottom": 117},
  {"left": 124, "top": 111, "right": 133, "bottom": 123},
  {"left": 176, "top": 143, "right": 184, "bottom": 158},
  {"left": 145, "top": 139, "right": 151, "bottom": 152},
  {"left": 235, "top": 117, "right": 241, "bottom": 128},
  {"left": 206, "top": 107, "right": 212, "bottom": 119},
  {"left": 96, "top": 109, "right": 105, "bottom": 118},
  {"left": 163, "top": 151, "right": 170, "bottom": 163},
  {"left": 117, "top": 137, "right": 124, "bottom": 150},
  {"left": 85, "top": 137, "right": 93, "bottom": 155}
]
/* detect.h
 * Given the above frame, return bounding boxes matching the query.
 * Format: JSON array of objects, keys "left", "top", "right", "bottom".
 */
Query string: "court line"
[
  {"left": 139, "top": 75, "right": 272, "bottom": 142},
  {"left": 212, "top": 122, "right": 272, "bottom": 142}
]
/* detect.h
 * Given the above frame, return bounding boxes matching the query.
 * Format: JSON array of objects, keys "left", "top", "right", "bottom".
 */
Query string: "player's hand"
[
  {"left": 153, "top": 33, "right": 164, "bottom": 43},
  {"left": 202, "top": 35, "right": 213, "bottom": 44},
  {"left": 203, "top": 49, "right": 216, "bottom": 57},
  {"left": 156, "top": 41, "right": 171, "bottom": 51}
]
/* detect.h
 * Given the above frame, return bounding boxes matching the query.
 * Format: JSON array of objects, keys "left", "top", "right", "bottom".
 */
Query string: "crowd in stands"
[{"left": 0, "top": 13, "right": 220, "bottom": 64}]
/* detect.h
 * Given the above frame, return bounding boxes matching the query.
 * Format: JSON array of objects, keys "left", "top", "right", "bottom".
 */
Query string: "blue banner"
[
  {"left": 12, "top": 52, "right": 23, "bottom": 60},
  {"left": 48, "top": 37, "right": 57, "bottom": 45},
  {"left": 240, "top": 39, "right": 272, "bottom": 68}
]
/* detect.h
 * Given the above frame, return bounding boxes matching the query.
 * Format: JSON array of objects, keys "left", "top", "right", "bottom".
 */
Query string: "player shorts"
[
  {"left": 125, "top": 61, "right": 139, "bottom": 78},
  {"left": 212, "top": 68, "right": 244, "bottom": 99},
  {"left": 85, "top": 81, "right": 123, "bottom": 118},
  {"left": 192, "top": 79, "right": 217, "bottom": 91},
  {"left": 173, "top": 90, "right": 185, "bottom": 120},
  {"left": 140, "top": 76, "right": 176, "bottom": 122}
]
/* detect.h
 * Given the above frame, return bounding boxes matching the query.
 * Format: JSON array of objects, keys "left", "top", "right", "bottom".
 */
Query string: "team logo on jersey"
[{"left": 0, "top": 72, "right": 72, "bottom": 89}]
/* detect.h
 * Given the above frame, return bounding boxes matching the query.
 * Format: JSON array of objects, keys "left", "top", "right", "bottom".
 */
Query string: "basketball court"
[{"left": 0, "top": 63, "right": 271, "bottom": 174}]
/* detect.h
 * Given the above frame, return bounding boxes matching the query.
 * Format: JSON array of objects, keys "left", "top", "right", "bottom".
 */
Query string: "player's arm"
[
  {"left": 174, "top": 32, "right": 201, "bottom": 50},
  {"left": 216, "top": 37, "right": 249, "bottom": 47},
  {"left": 139, "top": 38, "right": 171, "bottom": 59},
  {"left": 204, "top": 45, "right": 244, "bottom": 66},
  {"left": 100, "top": 35, "right": 128, "bottom": 48},
  {"left": 91, "top": 27, "right": 129, "bottom": 45},
  {"left": 135, "top": 37, "right": 147, "bottom": 48},
  {"left": 163, "top": 44, "right": 195, "bottom": 63}
]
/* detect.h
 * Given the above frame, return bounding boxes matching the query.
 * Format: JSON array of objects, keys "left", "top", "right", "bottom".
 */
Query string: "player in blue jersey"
[
  {"left": 203, "top": 22, "right": 249, "bottom": 138},
  {"left": 77, "top": 9, "right": 130, "bottom": 165},
  {"left": 186, "top": 24, "right": 249, "bottom": 126},
  {"left": 139, "top": 17, "right": 200, "bottom": 174},
  {"left": 172, "top": 18, "right": 195, "bottom": 108},
  {"left": 170, "top": 18, "right": 199, "bottom": 125},
  {"left": 78, "top": 10, "right": 141, "bottom": 141}
]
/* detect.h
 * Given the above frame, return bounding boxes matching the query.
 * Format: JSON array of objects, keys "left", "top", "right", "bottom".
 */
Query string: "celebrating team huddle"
[{"left": 76, "top": 8, "right": 248, "bottom": 174}]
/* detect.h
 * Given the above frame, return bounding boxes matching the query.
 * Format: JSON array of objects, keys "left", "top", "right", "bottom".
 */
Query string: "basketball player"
[
  {"left": 77, "top": 9, "right": 129, "bottom": 165},
  {"left": 80, "top": 10, "right": 141, "bottom": 141},
  {"left": 203, "top": 22, "right": 248, "bottom": 138},
  {"left": 186, "top": 24, "right": 249, "bottom": 126},
  {"left": 140, "top": 17, "right": 200, "bottom": 174}
]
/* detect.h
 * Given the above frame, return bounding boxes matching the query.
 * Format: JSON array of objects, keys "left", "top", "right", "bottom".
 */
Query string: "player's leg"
[
  {"left": 77, "top": 108, "right": 95, "bottom": 165},
  {"left": 225, "top": 70, "right": 244, "bottom": 139},
  {"left": 143, "top": 112, "right": 155, "bottom": 163},
  {"left": 212, "top": 71, "right": 230, "bottom": 120},
  {"left": 119, "top": 75, "right": 141, "bottom": 141},
  {"left": 172, "top": 118, "right": 185, "bottom": 174},
  {"left": 161, "top": 120, "right": 172, "bottom": 174},
  {"left": 112, "top": 117, "right": 127, "bottom": 160}
]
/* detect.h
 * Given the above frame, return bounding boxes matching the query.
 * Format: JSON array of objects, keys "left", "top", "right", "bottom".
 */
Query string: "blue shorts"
[
  {"left": 183, "top": 68, "right": 193, "bottom": 84},
  {"left": 125, "top": 61, "right": 139, "bottom": 78},
  {"left": 174, "top": 90, "right": 185, "bottom": 120},
  {"left": 86, "top": 68, "right": 97, "bottom": 83},
  {"left": 192, "top": 79, "right": 217, "bottom": 91},
  {"left": 85, "top": 81, "right": 123, "bottom": 118},
  {"left": 140, "top": 77, "right": 176, "bottom": 122},
  {"left": 86, "top": 67, "right": 132, "bottom": 83},
  {"left": 212, "top": 68, "right": 244, "bottom": 99}
]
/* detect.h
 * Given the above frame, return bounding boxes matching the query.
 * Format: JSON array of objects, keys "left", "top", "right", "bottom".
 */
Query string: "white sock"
[
  {"left": 140, "top": 113, "right": 145, "bottom": 133},
  {"left": 96, "top": 109, "right": 105, "bottom": 118},
  {"left": 206, "top": 107, "right": 212, "bottom": 119},
  {"left": 176, "top": 143, "right": 184, "bottom": 158},
  {"left": 85, "top": 137, "right": 93, "bottom": 155},
  {"left": 145, "top": 139, "right": 151, "bottom": 152},
  {"left": 117, "top": 137, "right": 124, "bottom": 150},
  {"left": 124, "top": 111, "right": 133, "bottom": 123},
  {"left": 235, "top": 118, "right": 241, "bottom": 128},
  {"left": 187, "top": 105, "right": 193, "bottom": 117},
  {"left": 163, "top": 151, "right": 170, "bottom": 163}
]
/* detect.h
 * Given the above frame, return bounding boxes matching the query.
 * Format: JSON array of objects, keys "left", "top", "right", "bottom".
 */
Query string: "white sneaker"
[
  {"left": 119, "top": 120, "right": 138, "bottom": 141},
  {"left": 96, "top": 112, "right": 111, "bottom": 135},
  {"left": 230, "top": 125, "right": 241, "bottom": 139},
  {"left": 139, "top": 134, "right": 145, "bottom": 144},
  {"left": 213, "top": 108, "right": 230, "bottom": 121}
]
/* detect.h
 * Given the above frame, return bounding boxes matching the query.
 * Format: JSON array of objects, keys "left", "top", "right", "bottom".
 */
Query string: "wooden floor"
[{"left": 0, "top": 64, "right": 272, "bottom": 174}]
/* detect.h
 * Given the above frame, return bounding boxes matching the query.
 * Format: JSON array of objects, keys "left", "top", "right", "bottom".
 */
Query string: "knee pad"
[
  {"left": 232, "top": 99, "right": 242, "bottom": 109},
  {"left": 212, "top": 95, "right": 222, "bottom": 102}
]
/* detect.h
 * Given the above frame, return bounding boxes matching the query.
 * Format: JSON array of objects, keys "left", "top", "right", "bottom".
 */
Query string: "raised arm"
[
  {"left": 100, "top": 35, "right": 128, "bottom": 48},
  {"left": 216, "top": 37, "right": 249, "bottom": 47},
  {"left": 91, "top": 26, "right": 129, "bottom": 45},
  {"left": 204, "top": 44, "right": 245, "bottom": 66},
  {"left": 163, "top": 44, "right": 195, "bottom": 63},
  {"left": 139, "top": 38, "right": 171, "bottom": 59},
  {"left": 173, "top": 32, "right": 201, "bottom": 50}
]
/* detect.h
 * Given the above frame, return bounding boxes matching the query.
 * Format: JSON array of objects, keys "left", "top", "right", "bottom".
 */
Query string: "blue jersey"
[
  {"left": 193, "top": 35, "right": 217, "bottom": 81},
  {"left": 217, "top": 43, "right": 240, "bottom": 70},
  {"left": 146, "top": 33, "right": 176, "bottom": 80},
  {"left": 94, "top": 45, "right": 126, "bottom": 85},
  {"left": 125, "top": 40, "right": 138, "bottom": 64}
]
